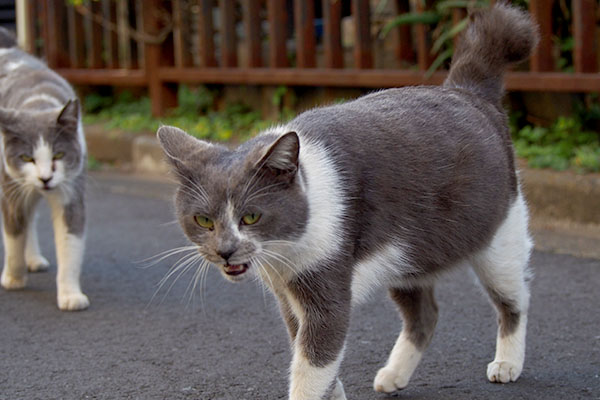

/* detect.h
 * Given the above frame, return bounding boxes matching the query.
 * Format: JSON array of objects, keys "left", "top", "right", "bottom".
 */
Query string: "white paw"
[
  {"left": 58, "top": 292, "right": 90, "bottom": 311},
  {"left": 373, "top": 367, "right": 410, "bottom": 393},
  {"left": 487, "top": 360, "right": 522, "bottom": 383},
  {"left": 1, "top": 272, "right": 27, "bottom": 290},
  {"left": 329, "top": 378, "right": 346, "bottom": 400},
  {"left": 27, "top": 255, "right": 50, "bottom": 272}
]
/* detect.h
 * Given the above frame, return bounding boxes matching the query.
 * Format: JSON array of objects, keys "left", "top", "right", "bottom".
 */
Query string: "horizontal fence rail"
[{"left": 23, "top": 0, "right": 600, "bottom": 116}]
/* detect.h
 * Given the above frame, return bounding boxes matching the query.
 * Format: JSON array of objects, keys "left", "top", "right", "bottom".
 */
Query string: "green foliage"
[
  {"left": 512, "top": 114, "right": 600, "bottom": 173},
  {"left": 381, "top": 0, "right": 490, "bottom": 77},
  {"left": 82, "top": 86, "right": 293, "bottom": 142},
  {"left": 87, "top": 154, "right": 102, "bottom": 171}
]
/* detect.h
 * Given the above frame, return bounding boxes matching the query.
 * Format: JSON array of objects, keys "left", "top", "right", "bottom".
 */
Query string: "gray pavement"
[{"left": 1, "top": 172, "right": 599, "bottom": 400}]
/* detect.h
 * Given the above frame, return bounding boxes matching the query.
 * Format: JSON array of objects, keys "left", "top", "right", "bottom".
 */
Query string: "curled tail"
[
  {"left": 444, "top": 2, "right": 539, "bottom": 105},
  {"left": 0, "top": 27, "right": 16, "bottom": 49}
]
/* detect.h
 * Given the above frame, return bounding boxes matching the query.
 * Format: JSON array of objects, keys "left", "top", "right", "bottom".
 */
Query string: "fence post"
[
  {"left": 529, "top": 0, "right": 554, "bottom": 72},
  {"left": 220, "top": 0, "right": 238, "bottom": 67},
  {"left": 393, "top": 0, "right": 415, "bottom": 66},
  {"left": 323, "top": 0, "right": 343, "bottom": 68},
  {"left": 267, "top": 0, "right": 288, "bottom": 68},
  {"left": 243, "top": 0, "right": 262, "bottom": 68},
  {"left": 573, "top": 0, "right": 597, "bottom": 73},
  {"left": 143, "top": 0, "right": 177, "bottom": 117},
  {"left": 295, "top": 0, "right": 316, "bottom": 68},
  {"left": 352, "top": 0, "right": 373, "bottom": 69},
  {"left": 41, "top": 0, "right": 69, "bottom": 68}
]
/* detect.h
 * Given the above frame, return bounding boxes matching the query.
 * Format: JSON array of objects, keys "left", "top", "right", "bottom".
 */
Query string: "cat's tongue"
[{"left": 224, "top": 264, "right": 248, "bottom": 276}]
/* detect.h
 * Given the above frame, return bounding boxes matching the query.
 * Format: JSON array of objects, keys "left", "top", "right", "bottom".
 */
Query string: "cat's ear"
[
  {"left": 56, "top": 99, "right": 79, "bottom": 132},
  {"left": 258, "top": 132, "right": 300, "bottom": 179},
  {"left": 157, "top": 125, "right": 212, "bottom": 167}
]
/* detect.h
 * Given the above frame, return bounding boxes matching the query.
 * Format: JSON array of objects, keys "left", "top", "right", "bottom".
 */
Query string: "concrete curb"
[{"left": 86, "top": 124, "right": 600, "bottom": 258}]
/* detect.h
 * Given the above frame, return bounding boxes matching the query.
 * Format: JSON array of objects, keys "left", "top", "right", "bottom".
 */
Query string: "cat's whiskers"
[
  {"left": 173, "top": 170, "right": 209, "bottom": 203},
  {"left": 178, "top": 185, "right": 208, "bottom": 204},
  {"left": 262, "top": 239, "right": 312, "bottom": 252},
  {"left": 155, "top": 251, "right": 200, "bottom": 289},
  {"left": 137, "top": 245, "right": 198, "bottom": 268},
  {"left": 255, "top": 255, "right": 286, "bottom": 288},
  {"left": 152, "top": 252, "right": 204, "bottom": 305},
  {"left": 251, "top": 256, "right": 273, "bottom": 306},
  {"left": 239, "top": 157, "right": 270, "bottom": 202},
  {"left": 242, "top": 182, "right": 287, "bottom": 208},
  {"left": 184, "top": 257, "right": 211, "bottom": 308},
  {"left": 258, "top": 249, "right": 314, "bottom": 294}
]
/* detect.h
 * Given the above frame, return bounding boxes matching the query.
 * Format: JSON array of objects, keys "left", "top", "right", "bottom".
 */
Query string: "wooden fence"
[{"left": 23, "top": 0, "right": 600, "bottom": 116}]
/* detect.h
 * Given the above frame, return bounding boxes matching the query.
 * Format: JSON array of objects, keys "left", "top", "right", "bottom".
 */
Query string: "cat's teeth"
[{"left": 224, "top": 264, "right": 249, "bottom": 276}]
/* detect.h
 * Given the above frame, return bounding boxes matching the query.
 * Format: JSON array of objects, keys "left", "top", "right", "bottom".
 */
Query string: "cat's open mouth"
[{"left": 224, "top": 263, "right": 249, "bottom": 276}]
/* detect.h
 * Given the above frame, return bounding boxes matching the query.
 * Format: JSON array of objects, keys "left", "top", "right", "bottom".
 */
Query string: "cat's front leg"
[
  {"left": 285, "top": 276, "right": 351, "bottom": 400},
  {"left": 25, "top": 211, "right": 50, "bottom": 272},
  {"left": 0, "top": 196, "right": 38, "bottom": 289},
  {"left": 1, "top": 229, "right": 27, "bottom": 289},
  {"left": 49, "top": 191, "right": 89, "bottom": 311}
]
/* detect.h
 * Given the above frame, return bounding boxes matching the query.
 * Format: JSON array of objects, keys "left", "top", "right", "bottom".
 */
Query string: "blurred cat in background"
[{"left": 0, "top": 28, "right": 88, "bottom": 311}]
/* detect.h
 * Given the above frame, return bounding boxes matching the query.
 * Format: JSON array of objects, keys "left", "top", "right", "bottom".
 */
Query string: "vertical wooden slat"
[
  {"left": 103, "top": 0, "right": 119, "bottom": 68},
  {"left": 24, "top": 0, "right": 37, "bottom": 54},
  {"left": 392, "top": 0, "right": 415, "bottom": 65},
  {"left": 451, "top": 7, "right": 467, "bottom": 49},
  {"left": 86, "top": 0, "right": 104, "bottom": 68},
  {"left": 352, "top": 0, "right": 372, "bottom": 69},
  {"left": 267, "top": 0, "right": 288, "bottom": 68},
  {"left": 42, "top": 0, "right": 68, "bottom": 68},
  {"left": 39, "top": 0, "right": 49, "bottom": 60},
  {"left": 294, "top": 0, "right": 316, "bottom": 68},
  {"left": 198, "top": 0, "right": 217, "bottom": 67},
  {"left": 415, "top": 0, "right": 433, "bottom": 71},
  {"left": 573, "top": 0, "right": 597, "bottom": 73},
  {"left": 322, "top": 0, "right": 343, "bottom": 68},
  {"left": 134, "top": 0, "right": 145, "bottom": 68},
  {"left": 220, "top": 0, "right": 237, "bottom": 67},
  {"left": 267, "top": 0, "right": 288, "bottom": 67},
  {"left": 173, "top": 0, "right": 193, "bottom": 67},
  {"left": 243, "top": 0, "right": 262, "bottom": 67},
  {"left": 67, "top": 5, "right": 85, "bottom": 68},
  {"left": 117, "top": 0, "right": 133, "bottom": 69},
  {"left": 143, "top": 0, "right": 178, "bottom": 116},
  {"left": 529, "top": 0, "right": 554, "bottom": 72}
]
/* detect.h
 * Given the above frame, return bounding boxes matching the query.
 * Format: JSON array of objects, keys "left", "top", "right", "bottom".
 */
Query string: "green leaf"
[
  {"left": 431, "top": 17, "right": 468, "bottom": 53},
  {"left": 425, "top": 48, "right": 453, "bottom": 78},
  {"left": 381, "top": 11, "right": 442, "bottom": 37}
]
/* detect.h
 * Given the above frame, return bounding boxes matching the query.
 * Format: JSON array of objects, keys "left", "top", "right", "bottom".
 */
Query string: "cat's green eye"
[
  {"left": 241, "top": 212, "right": 261, "bottom": 225},
  {"left": 20, "top": 155, "right": 34, "bottom": 163},
  {"left": 53, "top": 152, "right": 65, "bottom": 160},
  {"left": 194, "top": 215, "right": 214, "bottom": 230}
]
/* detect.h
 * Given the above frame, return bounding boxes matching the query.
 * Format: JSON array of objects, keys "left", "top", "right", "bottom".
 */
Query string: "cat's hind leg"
[
  {"left": 470, "top": 192, "right": 533, "bottom": 384},
  {"left": 25, "top": 210, "right": 50, "bottom": 272},
  {"left": 374, "top": 285, "right": 438, "bottom": 393}
]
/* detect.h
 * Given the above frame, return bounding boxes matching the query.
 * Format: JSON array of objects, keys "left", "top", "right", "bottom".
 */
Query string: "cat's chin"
[{"left": 221, "top": 263, "right": 250, "bottom": 282}]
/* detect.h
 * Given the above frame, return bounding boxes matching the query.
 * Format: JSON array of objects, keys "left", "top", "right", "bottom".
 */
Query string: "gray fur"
[
  {"left": 390, "top": 286, "right": 438, "bottom": 349},
  {"left": 0, "top": 37, "right": 87, "bottom": 282},
  {"left": 158, "top": 2, "right": 536, "bottom": 394}
]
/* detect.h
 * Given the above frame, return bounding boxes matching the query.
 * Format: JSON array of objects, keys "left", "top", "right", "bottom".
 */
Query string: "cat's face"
[
  {"left": 158, "top": 126, "right": 308, "bottom": 282},
  {"left": 0, "top": 100, "right": 83, "bottom": 191}
]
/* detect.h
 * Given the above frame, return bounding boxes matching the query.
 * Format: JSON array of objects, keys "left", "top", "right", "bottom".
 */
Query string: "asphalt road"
[{"left": 1, "top": 172, "right": 599, "bottom": 400}]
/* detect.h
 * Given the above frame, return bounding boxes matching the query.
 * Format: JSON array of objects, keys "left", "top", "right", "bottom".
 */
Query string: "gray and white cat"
[
  {"left": 157, "top": 3, "right": 537, "bottom": 399},
  {"left": 0, "top": 28, "right": 88, "bottom": 311}
]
